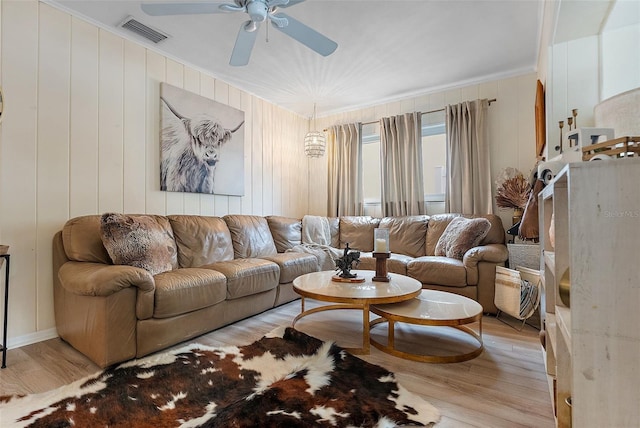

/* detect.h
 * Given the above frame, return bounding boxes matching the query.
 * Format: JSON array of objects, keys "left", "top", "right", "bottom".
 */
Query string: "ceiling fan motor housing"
[{"left": 247, "top": 0, "right": 268, "bottom": 22}]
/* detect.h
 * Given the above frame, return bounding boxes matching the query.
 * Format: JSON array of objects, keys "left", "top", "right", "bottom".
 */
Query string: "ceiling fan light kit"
[
  {"left": 141, "top": 0, "right": 337, "bottom": 66},
  {"left": 246, "top": 1, "right": 268, "bottom": 22}
]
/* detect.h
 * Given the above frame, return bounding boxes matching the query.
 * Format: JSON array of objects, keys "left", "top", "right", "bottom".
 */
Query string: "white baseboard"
[{"left": 7, "top": 328, "right": 59, "bottom": 350}]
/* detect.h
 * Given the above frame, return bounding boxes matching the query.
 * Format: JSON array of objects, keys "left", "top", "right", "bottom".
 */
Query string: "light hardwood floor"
[{"left": 0, "top": 300, "right": 554, "bottom": 427}]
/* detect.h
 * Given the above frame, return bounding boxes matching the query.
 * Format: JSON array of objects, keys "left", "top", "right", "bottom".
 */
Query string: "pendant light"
[{"left": 304, "top": 103, "right": 325, "bottom": 158}]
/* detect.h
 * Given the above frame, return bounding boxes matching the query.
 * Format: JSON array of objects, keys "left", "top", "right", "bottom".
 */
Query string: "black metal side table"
[{"left": 1, "top": 254, "right": 9, "bottom": 368}]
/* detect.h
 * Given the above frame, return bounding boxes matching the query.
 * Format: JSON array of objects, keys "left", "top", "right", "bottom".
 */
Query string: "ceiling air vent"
[{"left": 120, "top": 16, "right": 169, "bottom": 44}]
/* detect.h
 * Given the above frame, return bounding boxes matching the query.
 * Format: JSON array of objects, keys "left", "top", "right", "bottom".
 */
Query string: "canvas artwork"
[{"left": 160, "top": 82, "right": 245, "bottom": 196}]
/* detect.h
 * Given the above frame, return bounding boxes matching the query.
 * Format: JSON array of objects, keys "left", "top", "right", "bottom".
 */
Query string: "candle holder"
[
  {"left": 374, "top": 228, "right": 389, "bottom": 253},
  {"left": 372, "top": 252, "right": 390, "bottom": 282},
  {"left": 373, "top": 228, "right": 390, "bottom": 282},
  {"left": 555, "top": 120, "right": 564, "bottom": 153}
]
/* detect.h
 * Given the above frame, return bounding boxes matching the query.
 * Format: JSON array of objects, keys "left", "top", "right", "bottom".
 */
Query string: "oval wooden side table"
[{"left": 370, "top": 289, "right": 483, "bottom": 363}]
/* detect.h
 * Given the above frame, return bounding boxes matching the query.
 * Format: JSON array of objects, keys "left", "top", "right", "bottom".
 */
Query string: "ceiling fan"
[{"left": 141, "top": 0, "right": 338, "bottom": 66}]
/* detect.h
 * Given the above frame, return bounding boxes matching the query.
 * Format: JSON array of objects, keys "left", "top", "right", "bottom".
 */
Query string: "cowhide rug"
[{"left": 1, "top": 327, "right": 439, "bottom": 427}]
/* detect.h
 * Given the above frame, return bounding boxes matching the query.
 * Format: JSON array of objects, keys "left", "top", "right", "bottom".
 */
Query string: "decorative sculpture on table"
[{"left": 333, "top": 243, "right": 363, "bottom": 282}]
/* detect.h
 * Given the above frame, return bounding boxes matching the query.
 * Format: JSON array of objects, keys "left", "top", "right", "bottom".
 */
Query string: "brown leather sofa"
[
  {"left": 53, "top": 214, "right": 318, "bottom": 368},
  {"left": 53, "top": 212, "right": 507, "bottom": 368}
]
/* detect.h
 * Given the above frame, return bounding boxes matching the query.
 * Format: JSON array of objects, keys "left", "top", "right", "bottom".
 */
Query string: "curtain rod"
[{"left": 324, "top": 98, "right": 497, "bottom": 130}]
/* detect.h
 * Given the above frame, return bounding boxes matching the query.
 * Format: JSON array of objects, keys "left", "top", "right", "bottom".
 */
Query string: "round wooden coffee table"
[
  {"left": 370, "top": 289, "right": 484, "bottom": 363},
  {"left": 292, "top": 270, "right": 422, "bottom": 354}
]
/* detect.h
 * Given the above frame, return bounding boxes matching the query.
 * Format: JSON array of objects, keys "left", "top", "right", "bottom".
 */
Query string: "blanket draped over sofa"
[
  {"left": 53, "top": 213, "right": 507, "bottom": 367},
  {"left": 289, "top": 215, "right": 343, "bottom": 270}
]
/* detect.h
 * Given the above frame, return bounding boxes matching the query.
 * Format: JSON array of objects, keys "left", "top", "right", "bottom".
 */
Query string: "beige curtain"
[
  {"left": 445, "top": 99, "right": 492, "bottom": 214},
  {"left": 327, "top": 123, "right": 364, "bottom": 216},
  {"left": 379, "top": 112, "right": 425, "bottom": 216}
]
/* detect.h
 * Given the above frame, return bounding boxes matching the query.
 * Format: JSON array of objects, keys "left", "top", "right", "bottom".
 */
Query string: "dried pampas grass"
[{"left": 495, "top": 169, "right": 531, "bottom": 210}]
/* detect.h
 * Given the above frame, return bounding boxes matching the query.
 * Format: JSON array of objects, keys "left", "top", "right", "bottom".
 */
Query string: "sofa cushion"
[
  {"left": 407, "top": 256, "right": 467, "bottom": 287},
  {"left": 62, "top": 215, "right": 112, "bottom": 264},
  {"left": 426, "top": 214, "right": 505, "bottom": 255},
  {"left": 260, "top": 252, "right": 318, "bottom": 283},
  {"left": 100, "top": 213, "right": 178, "bottom": 275},
  {"left": 223, "top": 215, "right": 278, "bottom": 258},
  {"left": 205, "top": 258, "right": 279, "bottom": 300},
  {"left": 153, "top": 268, "right": 227, "bottom": 318},
  {"left": 339, "top": 216, "right": 380, "bottom": 251},
  {"left": 435, "top": 217, "right": 491, "bottom": 260},
  {"left": 379, "top": 215, "right": 429, "bottom": 257},
  {"left": 358, "top": 252, "right": 413, "bottom": 275},
  {"left": 168, "top": 215, "right": 234, "bottom": 267},
  {"left": 266, "top": 216, "right": 302, "bottom": 253},
  {"left": 425, "top": 214, "right": 461, "bottom": 256},
  {"left": 477, "top": 214, "right": 506, "bottom": 245}
]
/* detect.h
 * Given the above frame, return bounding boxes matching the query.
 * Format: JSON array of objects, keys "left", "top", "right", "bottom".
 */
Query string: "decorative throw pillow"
[
  {"left": 100, "top": 213, "right": 177, "bottom": 275},
  {"left": 435, "top": 217, "right": 492, "bottom": 260}
]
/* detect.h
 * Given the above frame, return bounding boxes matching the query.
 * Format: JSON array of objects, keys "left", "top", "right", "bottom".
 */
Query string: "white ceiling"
[{"left": 47, "top": 0, "right": 543, "bottom": 118}]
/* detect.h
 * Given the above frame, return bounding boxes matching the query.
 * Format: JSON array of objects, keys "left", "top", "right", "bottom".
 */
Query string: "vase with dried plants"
[{"left": 495, "top": 168, "right": 531, "bottom": 224}]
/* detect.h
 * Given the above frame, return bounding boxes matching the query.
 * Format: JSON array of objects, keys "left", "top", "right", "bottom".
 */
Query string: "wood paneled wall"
[
  {"left": 0, "top": 1, "right": 310, "bottom": 346},
  {"left": 0, "top": 1, "right": 538, "bottom": 348},
  {"left": 546, "top": 36, "right": 599, "bottom": 160}
]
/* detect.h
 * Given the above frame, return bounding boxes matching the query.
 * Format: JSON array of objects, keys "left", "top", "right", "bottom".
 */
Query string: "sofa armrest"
[
  {"left": 463, "top": 244, "right": 509, "bottom": 285},
  {"left": 59, "top": 262, "right": 154, "bottom": 295},
  {"left": 58, "top": 261, "right": 155, "bottom": 319},
  {"left": 464, "top": 244, "right": 508, "bottom": 265}
]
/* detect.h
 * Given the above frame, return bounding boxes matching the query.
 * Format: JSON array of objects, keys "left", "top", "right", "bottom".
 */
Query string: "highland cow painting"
[{"left": 160, "top": 82, "right": 245, "bottom": 196}]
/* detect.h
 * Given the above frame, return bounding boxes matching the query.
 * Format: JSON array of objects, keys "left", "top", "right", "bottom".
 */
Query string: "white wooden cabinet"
[{"left": 539, "top": 159, "right": 640, "bottom": 428}]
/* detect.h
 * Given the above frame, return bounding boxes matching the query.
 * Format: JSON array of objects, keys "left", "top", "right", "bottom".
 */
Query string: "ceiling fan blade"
[
  {"left": 271, "top": 13, "right": 337, "bottom": 56},
  {"left": 141, "top": 2, "right": 231, "bottom": 16},
  {"left": 230, "top": 21, "right": 259, "bottom": 66}
]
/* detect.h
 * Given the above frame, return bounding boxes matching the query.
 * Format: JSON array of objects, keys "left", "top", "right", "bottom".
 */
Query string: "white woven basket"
[
  {"left": 507, "top": 243, "right": 540, "bottom": 270},
  {"left": 494, "top": 265, "right": 541, "bottom": 320}
]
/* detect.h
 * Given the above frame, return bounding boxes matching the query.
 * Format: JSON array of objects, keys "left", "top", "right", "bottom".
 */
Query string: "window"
[
  {"left": 361, "top": 113, "right": 447, "bottom": 216},
  {"left": 362, "top": 123, "right": 382, "bottom": 215}
]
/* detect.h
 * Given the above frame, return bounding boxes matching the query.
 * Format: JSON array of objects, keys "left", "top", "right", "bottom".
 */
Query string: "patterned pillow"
[
  {"left": 435, "top": 217, "right": 491, "bottom": 260},
  {"left": 100, "top": 213, "right": 177, "bottom": 275}
]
